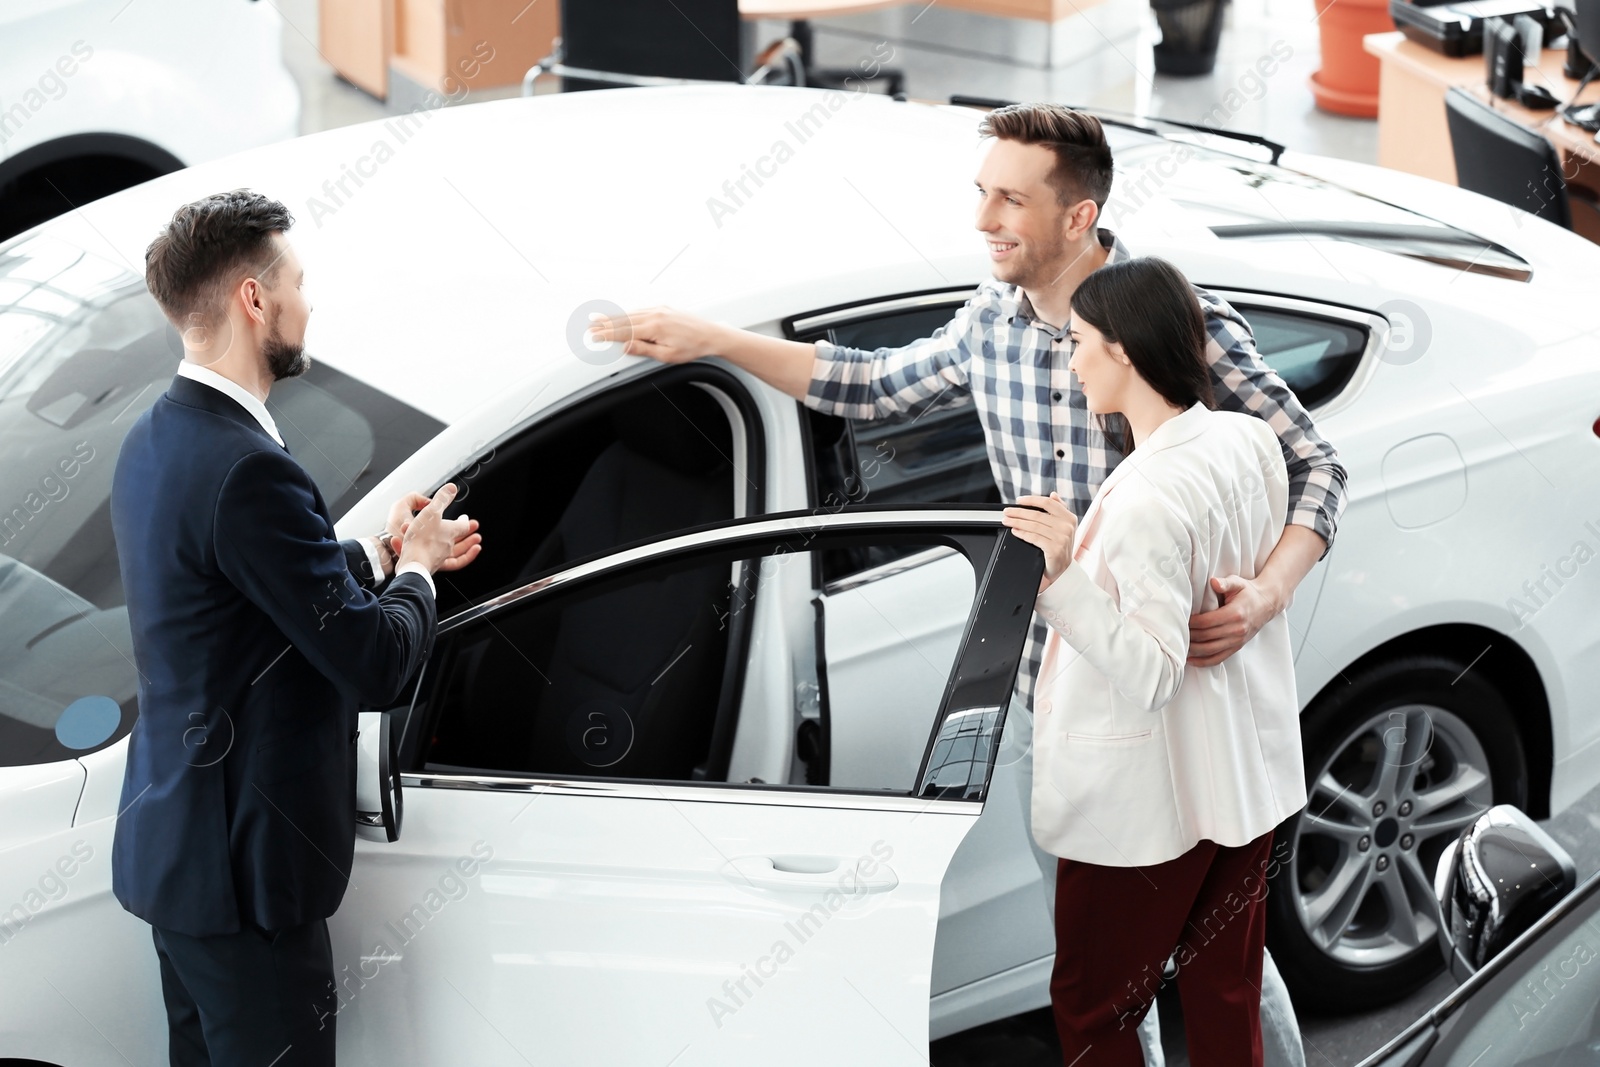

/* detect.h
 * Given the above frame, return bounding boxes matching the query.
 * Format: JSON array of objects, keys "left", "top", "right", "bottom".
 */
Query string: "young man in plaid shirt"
[{"left": 591, "top": 103, "right": 1345, "bottom": 1066}]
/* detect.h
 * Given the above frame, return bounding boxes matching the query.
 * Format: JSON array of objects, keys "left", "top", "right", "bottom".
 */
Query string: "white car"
[
  {"left": 0, "top": 0, "right": 300, "bottom": 241},
  {"left": 2, "top": 85, "right": 1599, "bottom": 1064}
]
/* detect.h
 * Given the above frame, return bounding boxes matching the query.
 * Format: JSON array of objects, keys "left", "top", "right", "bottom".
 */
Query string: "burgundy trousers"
[{"left": 1050, "top": 830, "right": 1275, "bottom": 1067}]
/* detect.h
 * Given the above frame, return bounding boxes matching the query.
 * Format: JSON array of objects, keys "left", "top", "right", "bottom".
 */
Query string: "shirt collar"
[
  {"left": 1006, "top": 226, "right": 1135, "bottom": 332},
  {"left": 174, "top": 359, "right": 285, "bottom": 447}
]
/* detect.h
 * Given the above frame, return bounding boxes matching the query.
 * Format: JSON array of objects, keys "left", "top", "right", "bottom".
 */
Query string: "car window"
[
  {"left": 795, "top": 302, "right": 1000, "bottom": 585},
  {"left": 425, "top": 371, "right": 755, "bottom": 616},
  {"left": 411, "top": 527, "right": 978, "bottom": 792},
  {"left": 1431, "top": 883, "right": 1600, "bottom": 1065},
  {"left": 1232, "top": 303, "right": 1367, "bottom": 410},
  {"left": 0, "top": 234, "right": 444, "bottom": 768}
]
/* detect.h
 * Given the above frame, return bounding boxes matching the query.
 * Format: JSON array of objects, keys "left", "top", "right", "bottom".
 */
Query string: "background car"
[
  {"left": 1357, "top": 805, "right": 1597, "bottom": 1066},
  {"left": 1, "top": 84, "right": 1598, "bottom": 1063},
  {"left": 0, "top": 0, "right": 300, "bottom": 241}
]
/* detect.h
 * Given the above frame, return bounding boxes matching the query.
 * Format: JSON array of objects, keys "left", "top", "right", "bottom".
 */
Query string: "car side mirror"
[
  {"left": 355, "top": 710, "right": 403, "bottom": 842},
  {"left": 1434, "top": 804, "right": 1575, "bottom": 981}
]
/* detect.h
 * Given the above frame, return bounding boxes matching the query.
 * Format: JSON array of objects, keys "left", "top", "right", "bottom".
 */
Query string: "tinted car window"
[
  {"left": 0, "top": 235, "right": 444, "bottom": 768},
  {"left": 416, "top": 531, "right": 976, "bottom": 792},
  {"left": 798, "top": 303, "right": 999, "bottom": 584},
  {"left": 1234, "top": 304, "right": 1366, "bottom": 410}
]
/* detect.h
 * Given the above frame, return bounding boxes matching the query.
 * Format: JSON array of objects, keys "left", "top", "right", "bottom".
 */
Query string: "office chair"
[
  {"left": 519, "top": 0, "right": 898, "bottom": 96},
  {"left": 1444, "top": 86, "right": 1573, "bottom": 228},
  {"left": 521, "top": 0, "right": 801, "bottom": 93}
]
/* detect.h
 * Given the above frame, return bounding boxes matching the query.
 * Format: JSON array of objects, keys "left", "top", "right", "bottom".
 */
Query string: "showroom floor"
[{"left": 265, "top": 2, "right": 1557, "bottom": 1065}]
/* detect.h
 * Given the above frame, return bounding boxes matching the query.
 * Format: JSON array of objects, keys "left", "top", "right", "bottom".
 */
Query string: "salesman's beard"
[{"left": 264, "top": 315, "right": 310, "bottom": 381}]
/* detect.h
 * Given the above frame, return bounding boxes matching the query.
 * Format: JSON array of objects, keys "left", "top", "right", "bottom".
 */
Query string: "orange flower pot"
[{"left": 1309, "top": 0, "right": 1395, "bottom": 117}]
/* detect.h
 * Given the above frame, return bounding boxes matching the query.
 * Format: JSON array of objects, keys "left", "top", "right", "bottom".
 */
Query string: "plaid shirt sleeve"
[
  {"left": 803, "top": 291, "right": 985, "bottom": 421},
  {"left": 1200, "top": 290, "right": 1349, "bottom": 558}
]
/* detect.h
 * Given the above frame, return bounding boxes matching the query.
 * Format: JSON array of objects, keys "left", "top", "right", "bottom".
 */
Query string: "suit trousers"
[
  {"left": 151, "top": 917, "right": 338, "bottom": 1067},
  {"left": 1050, "top": 830, "right": 1274, "bottom": 1067}
]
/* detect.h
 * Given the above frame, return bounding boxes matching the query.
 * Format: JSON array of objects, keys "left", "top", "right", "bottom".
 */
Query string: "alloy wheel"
[{"left": 1290, "top": 704, "right": 1494, "bottom": 967}]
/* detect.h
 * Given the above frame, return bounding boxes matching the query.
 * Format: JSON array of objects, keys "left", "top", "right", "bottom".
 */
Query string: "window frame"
[
  {"left": 395, "top": 508, "right": 1041, "bottom": 812},
  {"left": 786, "top": 287, "right": 994, "bottom": 592},
  {"left": 418, "top": 361, "right": 767, "bottom": 617},
  {"left": 1208, "top": 288, "right": 1386, "bottom": 419}
]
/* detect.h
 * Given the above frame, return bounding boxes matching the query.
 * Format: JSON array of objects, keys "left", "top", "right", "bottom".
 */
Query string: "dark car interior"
[
  {"left": 428, "top": 367, "right": 758, "bottom": 616},
  {"left": 404, "top": 368, "right": 759, "bottom": 780}
]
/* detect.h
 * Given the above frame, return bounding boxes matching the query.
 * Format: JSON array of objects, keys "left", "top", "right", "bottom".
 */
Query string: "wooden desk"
[{"left": 1364, "top": 31, "right": 1600, "bottom": 241}]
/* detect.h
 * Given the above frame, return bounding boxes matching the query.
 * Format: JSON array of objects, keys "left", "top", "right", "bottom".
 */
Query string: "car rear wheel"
[{"left": 1267, "top": 654, "right": 1526, "bottom": 1012}]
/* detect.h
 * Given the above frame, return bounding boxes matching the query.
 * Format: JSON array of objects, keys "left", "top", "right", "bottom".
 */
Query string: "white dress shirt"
[
  {"left": 175, "top": 360, "right": 434, "bottom": 597},
  {"left": 1030, "top": 401, "right": 1306, "bottom": 867}
]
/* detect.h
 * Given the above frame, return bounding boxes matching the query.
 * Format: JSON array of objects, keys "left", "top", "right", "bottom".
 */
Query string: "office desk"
[{"left": 1364, "top": 31, "right": 1600, "bottom": 242}]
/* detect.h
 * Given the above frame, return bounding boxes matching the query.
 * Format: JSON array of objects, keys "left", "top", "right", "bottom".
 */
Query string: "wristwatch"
[{"left": 372, "top": 531, "right": 398, "bottom": 572}]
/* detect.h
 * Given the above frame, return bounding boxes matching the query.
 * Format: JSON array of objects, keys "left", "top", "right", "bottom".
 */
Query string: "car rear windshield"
[{"left": 0, "top": 234, "right": 444, "bottom": 768}]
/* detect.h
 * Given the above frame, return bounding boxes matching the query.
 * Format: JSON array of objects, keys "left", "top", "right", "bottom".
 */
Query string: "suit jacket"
[
  {"left": 1030, "top": 401, "right": 1306, "bottom": 867},
  {"left": 109, "top": 373, "right": 436, "bottom": 936}
]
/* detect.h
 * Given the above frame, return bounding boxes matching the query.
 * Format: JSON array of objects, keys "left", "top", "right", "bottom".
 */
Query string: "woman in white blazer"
[{"left": 1002, "top": 256, "right": 1306, "bottom": 1067}]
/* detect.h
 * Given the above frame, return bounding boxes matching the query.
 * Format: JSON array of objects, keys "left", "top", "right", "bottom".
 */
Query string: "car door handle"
[{"left": 724, "top": 855, "right": 898, "bottom": 894}]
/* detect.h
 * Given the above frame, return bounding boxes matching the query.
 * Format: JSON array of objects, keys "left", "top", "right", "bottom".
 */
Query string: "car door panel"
[
  {"left": 337, "top": 512, "right": 1042, "bottom": 1064},
  {"left": 338, "top": 788, "right": 974, "bottom": 1065}
]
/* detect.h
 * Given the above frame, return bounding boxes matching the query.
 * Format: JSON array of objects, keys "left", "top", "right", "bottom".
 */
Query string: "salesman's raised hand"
[
  {"left": 1002, "top": 493, "right": 1077, "bottom": 589},
  {"left": 586, "top": 307, "right": 720, "bottom": 364},
  {"left": 395, "top": 483, "right": 481, "bottom": 575}
]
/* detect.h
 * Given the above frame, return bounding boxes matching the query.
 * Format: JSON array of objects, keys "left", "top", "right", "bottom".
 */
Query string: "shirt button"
[
  {"left": 1056, "top": 449, "right": 1065, "bottom": 458},
  {"left": 1052, "top": 392, "right": 1062, "bottom": 401}
]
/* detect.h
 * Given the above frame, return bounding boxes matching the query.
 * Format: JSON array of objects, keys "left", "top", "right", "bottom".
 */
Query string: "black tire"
[{"left": 1267, "top": 653, "right": 1527, "bottom": 1013}]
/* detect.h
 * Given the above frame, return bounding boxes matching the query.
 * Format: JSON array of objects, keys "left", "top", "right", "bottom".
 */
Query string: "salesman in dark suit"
[{"left": 109, "top": 189, "right": 482, "bottom": 1066}]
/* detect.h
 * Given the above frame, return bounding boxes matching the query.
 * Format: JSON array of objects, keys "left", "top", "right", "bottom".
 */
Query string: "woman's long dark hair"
[{"left": 1069, "top": 256, "right": 1216, "bottom": 455}]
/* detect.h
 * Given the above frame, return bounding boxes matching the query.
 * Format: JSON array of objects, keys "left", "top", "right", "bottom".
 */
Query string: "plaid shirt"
[{"left": 804, "top": 227, "right": 1349, "bottom": 708}]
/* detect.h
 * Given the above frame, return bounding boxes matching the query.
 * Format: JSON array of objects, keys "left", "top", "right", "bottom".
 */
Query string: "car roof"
[{"left": 13, "top": 85, "right": 1515, "bottom": 427}]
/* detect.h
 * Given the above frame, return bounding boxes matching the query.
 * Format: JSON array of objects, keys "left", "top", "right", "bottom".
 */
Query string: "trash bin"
[{"left": 1149, "top": 0, "right": 1226, "bottom": 76}]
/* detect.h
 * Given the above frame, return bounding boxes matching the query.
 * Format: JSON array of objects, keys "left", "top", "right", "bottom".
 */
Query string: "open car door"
[{"left": 343, "top": 509, "right": 1042, "bottom": 1065}]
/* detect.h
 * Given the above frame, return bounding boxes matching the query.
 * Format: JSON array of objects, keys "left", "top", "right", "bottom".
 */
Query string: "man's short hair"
[
  {"left": 144, "top": 189, "right": 294, "bottom": 330},
  {"left": 978, "top": 103, "right": 1114, "bottom": 214}
]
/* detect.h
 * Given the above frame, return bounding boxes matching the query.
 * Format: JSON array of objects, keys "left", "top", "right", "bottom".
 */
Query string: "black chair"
[
  {"left": 521, "top": 0, "right": 802, "bottom": 93},
  {"left": 1444, "top": 86, "right": 1572, "bottom": 228},
  {"left": 519, "top": 0, "right": 902, "bottom": 95}
]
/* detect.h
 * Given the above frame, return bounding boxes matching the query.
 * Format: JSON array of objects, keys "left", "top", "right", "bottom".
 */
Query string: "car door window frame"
[
  {"left": 785, "top": 288, "right": 996, "bottom": 593},
  {"left": 1206, "top": 289, "right": 1386, "bottom": 418},
  {"left": 395, "top": 509, "right": 1041, "bottom": 813},
  {"left": 419, "top": 361, "right": 766, "bottom": 615}
]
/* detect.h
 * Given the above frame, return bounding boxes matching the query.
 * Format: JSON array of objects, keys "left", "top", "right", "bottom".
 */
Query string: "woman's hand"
[{"left": 1002, "top": 493, "right": 1078, "bottom": 590}]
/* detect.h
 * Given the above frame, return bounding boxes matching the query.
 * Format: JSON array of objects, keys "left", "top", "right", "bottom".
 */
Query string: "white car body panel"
[{"left": 0, "top": 0, "right": 298, "bottom": 167}]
